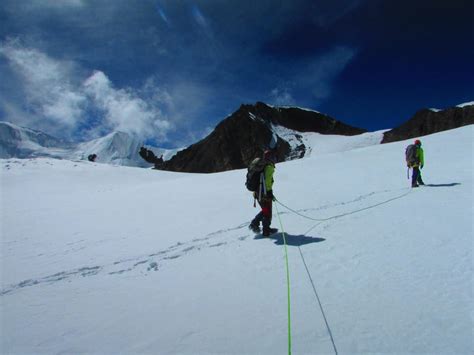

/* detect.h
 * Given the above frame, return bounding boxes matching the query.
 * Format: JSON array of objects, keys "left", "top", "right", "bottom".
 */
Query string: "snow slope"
[
  {"left": 272, "top": 124, "right": 386, "bottom": 157},
  {"left": 1, "top": 125, "right": 472, "bottom": 354},
  {"left": 457, "top": 101, "right": 474, "bottom": 108}
]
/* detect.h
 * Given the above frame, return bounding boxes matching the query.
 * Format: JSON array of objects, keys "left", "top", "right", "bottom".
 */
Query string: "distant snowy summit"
[
  {"left": 75, "top": 131, "right": 152, "bottom": 167},
  {"left": 0, "top": 121, "right": 72, "bottom": 159},
  {"left": 155, "top": 102, "right": 367, "bottom": 173},
  {"left": 0, "top": 121, "right": 169, "bottom": 168}
]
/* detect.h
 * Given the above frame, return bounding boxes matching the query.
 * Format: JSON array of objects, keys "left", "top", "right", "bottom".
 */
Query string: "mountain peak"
[{"left": 157, "top": 102, "right": 367, "bottom": 173}]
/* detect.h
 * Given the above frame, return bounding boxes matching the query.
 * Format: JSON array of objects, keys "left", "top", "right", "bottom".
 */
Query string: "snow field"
[{"left": 1, "top": 125, "right": 472, "bottom": 354}]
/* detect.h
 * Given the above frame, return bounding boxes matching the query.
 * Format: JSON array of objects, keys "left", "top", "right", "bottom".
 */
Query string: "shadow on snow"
[
  {"left": 254, "top": 233, "right": 325, "bottom": 246},
  {"left": 424, "top": 182, "right": 461, "bottom": 187}
]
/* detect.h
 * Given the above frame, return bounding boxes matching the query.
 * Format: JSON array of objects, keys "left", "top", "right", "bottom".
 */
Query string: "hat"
[
  {"left": 414, "top": 139, "right": 421, "bottom": 146},
  {"left": 263, "top": 149, "right": 276, "bottom": 162}
]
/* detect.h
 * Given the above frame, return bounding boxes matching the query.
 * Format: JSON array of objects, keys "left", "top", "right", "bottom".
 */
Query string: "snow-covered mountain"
[
  {"left": 0, "top": 121, "right": 72, "bottom": 159},
  {"left": 74, "top": 131, "right": 149, "bottom": 167},
  {"left": 1, "top": 125, "right": 472, "bottom": 354},
  {"left": 0, "top": 105, "right": 370, "bottom": 171},
  {"left": 0, "top": 121, "right": 175, "bottom": 168},
  {"left": 2, "top": 100, "right": 472, "bottom": 171},
  {"left": 158, "top": 102, "right": 367, "bottom": 173}
]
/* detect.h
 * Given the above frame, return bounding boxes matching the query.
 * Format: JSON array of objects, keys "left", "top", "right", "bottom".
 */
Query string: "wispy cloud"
[
  {"left": 23, "top": 0, "right": 85, "bottom": 10},
  {"left": 0, "top": 3, "right": 358, "bottom": 145},
  {"left": 189, "top": 3, "right": 221, "bottom": 57},
  {"left": 268, "top": 46, "right": 357, "bottom": 106},
  {"left": 83, "top": 71, "right": 171, "bottom": 140},
  {"left": 303, "top": 46, "right": 356, "bottom": 100},
  {"left": 140, "top": 75, "right": 219, "bottom": 141},
  {"left": 156, "top": 4, "right": 171, "bottom": 27},
  {"left": 0, "top": 41, "right": 171, "bottom": 142},
  {"left": 313, "top": 0, "right": 363, "bottom": 28},
  {"left": 0, "top": 40, "right": 86, "bottom": 134},
  {"left": 191, "top": 4, "right": 209, "bottom": 29},
  {"left": 269, "top": 87, "right": 297, "bottom": 106}
]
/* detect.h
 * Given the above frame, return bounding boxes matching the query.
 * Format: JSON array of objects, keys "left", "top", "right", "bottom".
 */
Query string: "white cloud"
[
  {"left": 0, "top": 41, "right": 172, "bottom": 142},
  {"left": 0, "top": 41, "right": 86, "bottom": 133},
  {"left": 83, "top": 71, "right": 171, "bottom": 140}
]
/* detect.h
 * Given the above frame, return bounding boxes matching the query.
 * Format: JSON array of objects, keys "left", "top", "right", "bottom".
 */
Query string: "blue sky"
[{"left": 1, "top": 0, "right": 472, "bottom": 147}]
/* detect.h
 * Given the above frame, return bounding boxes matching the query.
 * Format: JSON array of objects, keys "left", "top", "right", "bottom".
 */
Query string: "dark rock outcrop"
[
  {"left": 381, "top": 105, "right": 474, "bottom": 144},
  {"left": 139, "top": 147, "right": 164, "bottom": 169},
  {"left": 248, "top": 102, "right": 366, "bottom": 135},
  {"left": 160, "top": 106, "right": 290, "bottom": 173},
  {"left": 157, "top": 102, "right": 366, "bottom": 173}
]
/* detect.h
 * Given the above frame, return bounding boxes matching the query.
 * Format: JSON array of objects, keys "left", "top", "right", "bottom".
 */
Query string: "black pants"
[
  {"left": 251, "top": 197, "right": 272, "bottom": 231},
  {"left": 412, "top": 167, "right": 424, "bottom": 186}
]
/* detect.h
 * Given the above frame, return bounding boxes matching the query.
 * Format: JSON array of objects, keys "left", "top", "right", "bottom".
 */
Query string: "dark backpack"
[
  {"left": 245, "top": 157, "right": 266, "bottom": 192},
  {"left": 405, "top": 144, "right": 417, "bottom": 165}
]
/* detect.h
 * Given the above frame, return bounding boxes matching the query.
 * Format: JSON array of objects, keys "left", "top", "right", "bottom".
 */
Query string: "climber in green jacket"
[
  {"left": 409, "top": 139, "right": 425, "bottom": 187},
  {"left": 249, "top": 149, "right": 278, "bottom": 236}
]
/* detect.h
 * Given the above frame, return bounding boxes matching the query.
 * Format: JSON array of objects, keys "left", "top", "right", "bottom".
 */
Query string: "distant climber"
[
  {"left": 405, "top": 139, "right": 425, "bottom": 188},
  {"left": 247, "top": 149, "right": 278, "bottom": 236},
  {"left": 88, "top": 154, "right": 97, "bottom": 162}
]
